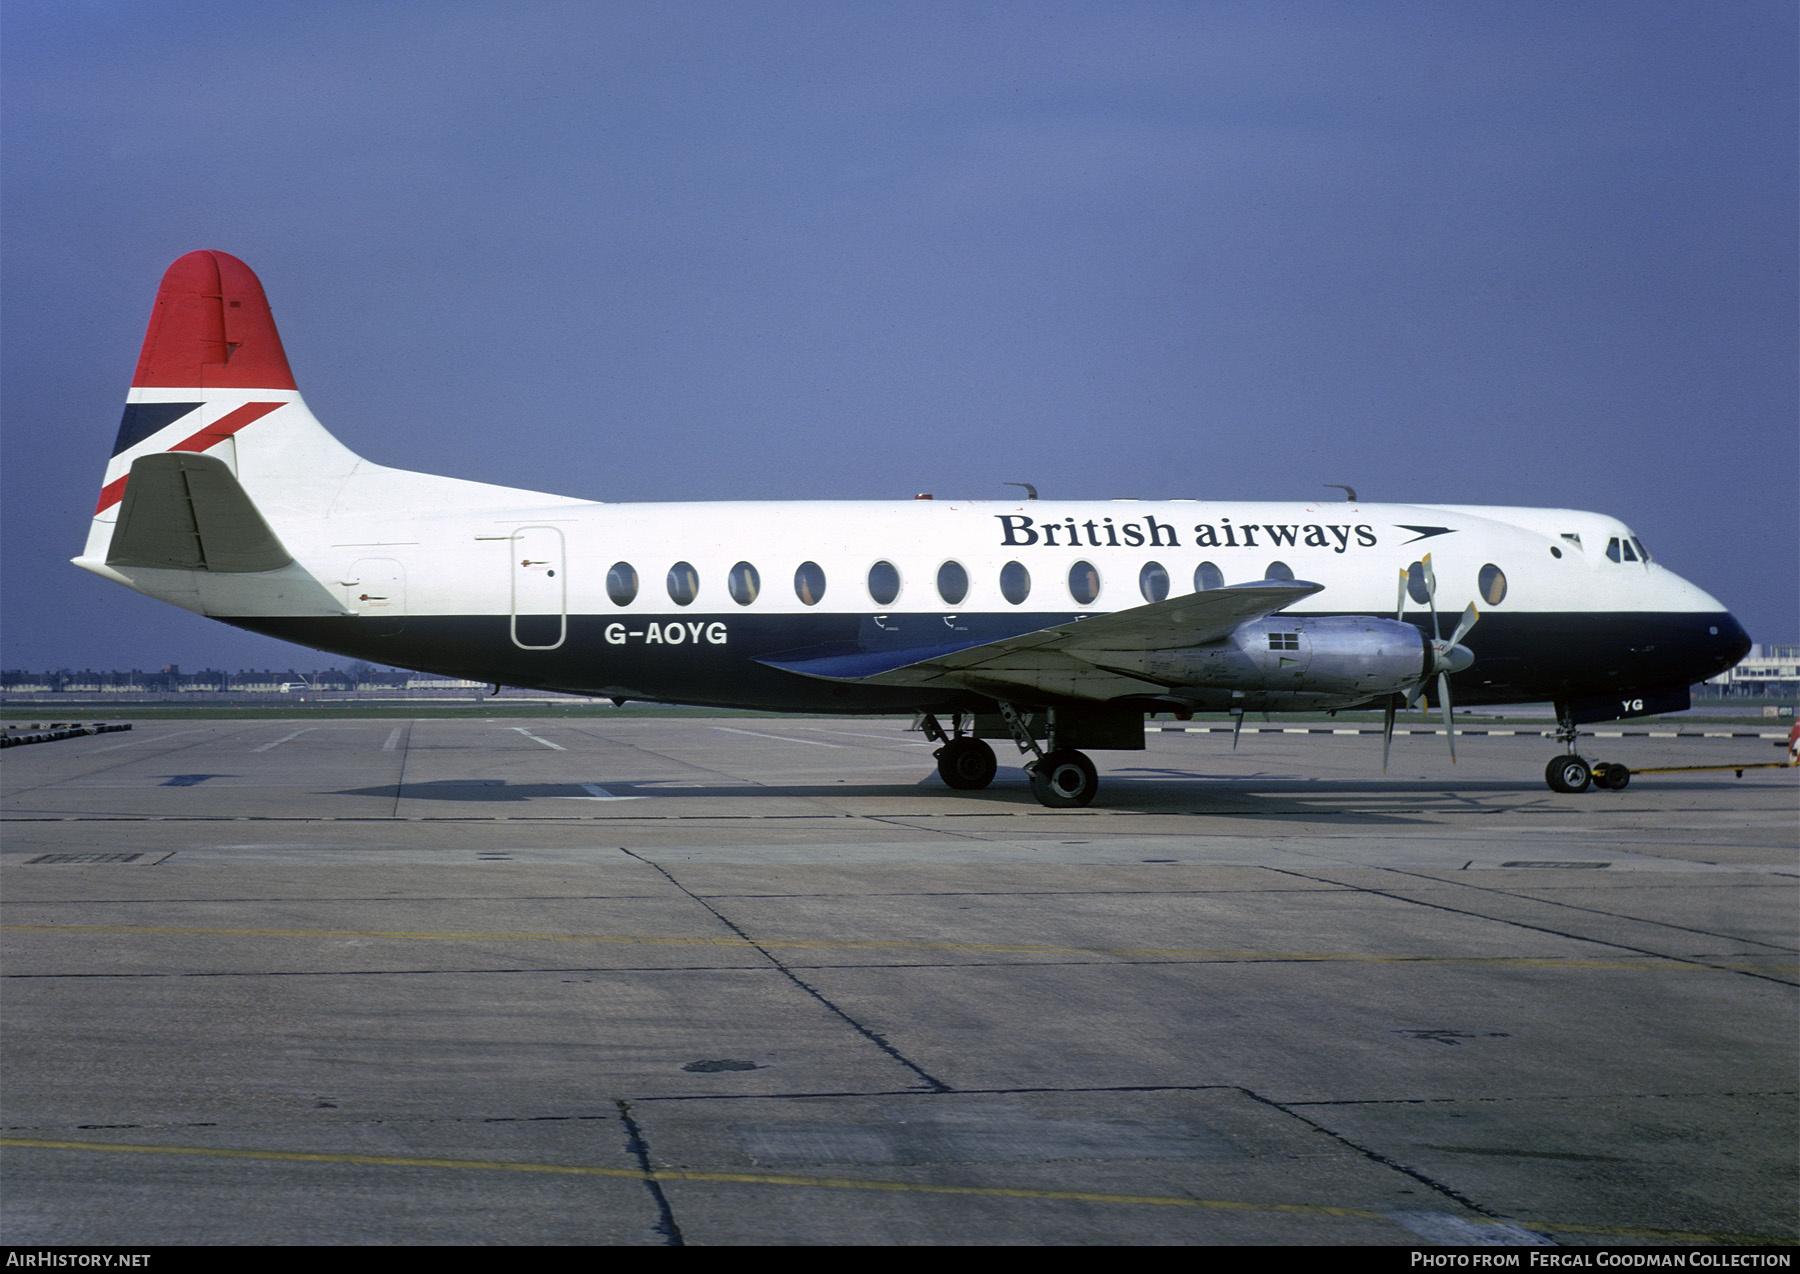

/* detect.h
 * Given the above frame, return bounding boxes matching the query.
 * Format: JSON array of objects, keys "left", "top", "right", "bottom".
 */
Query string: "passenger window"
[
  {"left": 728, "top": 561, "right": 760, "bottom": 606},
  {"left": 1000, "top": 560, "right": 1030, "bottom": 605},
  {"left": 667, "top": 562, "right": 699, "bottom": 606},
  {"left": 1606, "top": 537, "right": 1622, "bottom": 563},
  {"left": 1139, "top": 561, "right": 1169, "bottom": 603},
  {"left": 1265, "top": 561, "right": 1295, "bottom": 581},
  {"left": 937, "top": 560, "right": 969, "bottom": 605},
  {"left": 1194, "top": 561, "right": 1224, "bottom": 592},
  {"left": 1407, "top": 561, "right": 1429, "bottom": 604},
  {"left": 1479, "top": 563, "right": 1507, "bottom": 605},
  {"left": 867, "top": 560, "right": 900, "bottom": 606},
  {"left": 794, "top": 561, "right": 826, "bottom": 606},
  {"left": 1068, "top": 560, "right": 1100, "bottom": 605},
  {"left": 606, "top": 562, "right": 638, "bottom": 606}
]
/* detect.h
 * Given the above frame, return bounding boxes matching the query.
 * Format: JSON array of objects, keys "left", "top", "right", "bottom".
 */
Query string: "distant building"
[{"left": 1701, "top": 644, "right": 1799, "bottom": 698}]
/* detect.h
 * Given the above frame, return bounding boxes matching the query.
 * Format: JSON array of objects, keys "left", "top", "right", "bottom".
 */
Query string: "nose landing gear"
[{"left": 1545, "top": 704, "right": 1630, "bottom": 793}]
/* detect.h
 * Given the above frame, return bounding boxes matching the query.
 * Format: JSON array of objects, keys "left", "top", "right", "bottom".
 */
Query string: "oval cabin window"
[
  {"left": 937, "top": 561, "right": 969, "bottom": 605},
  {"left": 1068, "top": 560, "right": 1100, "bottom": 605},
  {"left": 1479, "top": 564, "right": 1507, "bottom": 605},
  {"left": 867, "top": 561, "right": 900, "bottom": 606},
  {"left": 794, "top": 561, "right": 827, "bottom": 606},
  {"left": 728, "top": 561, "right": 760, "bottom": 605},
  {"left": 1194, "top": 561, "right": 1224, "bottom": 591},
  {"left": 667, "top": 562, "right": 699, "bottom": 606},
  {"left": 1000, "top": 561, "right": 1030, "bottom": 605},
  {"left": 606, "top": 562, "right": 638, "bottom": 606}
]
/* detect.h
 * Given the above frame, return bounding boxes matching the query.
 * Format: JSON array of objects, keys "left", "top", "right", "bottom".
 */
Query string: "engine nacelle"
[{"left": 1080, "top": 615, "right": 1438, "bottom": 710}]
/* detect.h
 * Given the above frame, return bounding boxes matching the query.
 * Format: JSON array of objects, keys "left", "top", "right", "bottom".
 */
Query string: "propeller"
[{"left": 1387, "top": 553, "right": 1479, "bottom": 768}]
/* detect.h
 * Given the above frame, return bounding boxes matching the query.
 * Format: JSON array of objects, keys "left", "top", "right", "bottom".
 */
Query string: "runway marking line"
[
  {"left": 714, "top": 727, "right": 841, "bottom": 748},
  {"left": 3, "top": 923, "right": 1789, "bottom": 974},
  {"left": 508, "top": 727, "right": 565, "bottom": 751},
  {"left": 252, "top": 729, "right": 314, "bottom": 753},
  {"left": 0, "top": 1137, "right": 1785, "bottom": 1244}
]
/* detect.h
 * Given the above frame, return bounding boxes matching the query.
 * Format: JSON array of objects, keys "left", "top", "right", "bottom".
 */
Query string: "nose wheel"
[
  {"left": 1545, "top": 755, "right": 1592, "bottom": 793},
  {"left": 1544, "top": 704, "right": 1629, "bottom": 792}
]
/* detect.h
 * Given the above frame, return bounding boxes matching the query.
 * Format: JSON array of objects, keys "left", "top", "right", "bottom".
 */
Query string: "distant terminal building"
[{"left": 1700, "top": 644, "right": 1799, "bottom": 698}]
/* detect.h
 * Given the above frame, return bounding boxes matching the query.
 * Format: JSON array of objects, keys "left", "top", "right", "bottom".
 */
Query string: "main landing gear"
[
  {"left": 918, "top": 708, "right": 1103, "bottom": 808},
  {"left": 920, "top": 714, "right": 998, "bottom": 791},
  {"left": 1544, "top": 705, "right": 1630, "bottom": 793}
]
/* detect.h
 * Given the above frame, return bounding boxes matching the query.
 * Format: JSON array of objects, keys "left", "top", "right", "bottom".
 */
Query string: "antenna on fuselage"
[
  {"left": 1004, "top": 482, "right": 1038, "bottom": 500},
  {"left": 1324, "top": 484, "right": 1357, "bottom": 502}
]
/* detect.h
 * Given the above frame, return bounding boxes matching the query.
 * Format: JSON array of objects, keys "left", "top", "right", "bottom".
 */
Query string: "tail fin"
[{"left": 78, "top": 250, "right": 362, "bottom": 569}]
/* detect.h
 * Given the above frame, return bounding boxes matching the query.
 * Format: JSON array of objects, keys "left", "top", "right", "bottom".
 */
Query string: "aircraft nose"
[{"left": 1717, "top": 612, "right": 1752, "bottom": 667}]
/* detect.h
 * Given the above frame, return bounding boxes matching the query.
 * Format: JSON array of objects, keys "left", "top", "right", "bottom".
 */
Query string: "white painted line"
[
  {"left": 88, "top": 729, "right": 206, "bottom": 752},
  {"left": 1650, "top": 731, "right": 1678, "bottom": 738},
  {"left": 381, "top": 727, "right": 404, "bottom": 752},
  {"left": 253, "top": 729, "right": 314, "bottom": 753},
  {"left": 1596, "top": 731, "right": 1623, "bottom": 737},
  {"left": 714, "top": 727, "right": 840, "bottom": 747},
  {"left": 510, "top": 727, "right": 565, "bottom": 751},
  {"left": 1331, "top": 729, "right": 1361, "bottom": 735},
  {"left": 568, "top": 783, "right": 641, "bottom": 801}
]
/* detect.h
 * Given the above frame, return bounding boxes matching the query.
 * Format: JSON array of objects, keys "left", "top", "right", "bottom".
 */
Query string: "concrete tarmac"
[{"left": 2, "top": 715, "right": 1795, "bottom": 1246}]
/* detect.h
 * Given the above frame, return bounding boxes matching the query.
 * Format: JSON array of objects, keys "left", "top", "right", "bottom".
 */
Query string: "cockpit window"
[
  {"left": 1606, "top": 537, "right": 1624, "bottom": 563},
  {"left": 1620, "top": 538, "right": 1638, "bottom": 562},
  {"left": 1632, "top": 537, "right": 1651, "bottom": 563}
]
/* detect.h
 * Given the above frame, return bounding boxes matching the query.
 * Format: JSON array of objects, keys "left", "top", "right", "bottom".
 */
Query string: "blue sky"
[{"left": 4, "top": 1, "right": 1794, "bottom": 669}]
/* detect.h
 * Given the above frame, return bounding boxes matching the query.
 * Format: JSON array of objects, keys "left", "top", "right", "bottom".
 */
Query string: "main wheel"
[
  {"left": 937, "top": 737, "right": 997, "bottom": 790},
  {"left": 1592, "top": 761, "right": 1630, "bottom": 790},
  {"left": 1029, "top": 748, "right": 1098, "bottom": 808},
  {"left": 1546, "top": 755, "right": 1592, "bottom": 793}
]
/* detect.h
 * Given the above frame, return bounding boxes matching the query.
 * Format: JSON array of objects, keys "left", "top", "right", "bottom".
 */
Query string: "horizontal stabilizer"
[{"left": 106, "top": 452, "right": 294, "bottom": 573}]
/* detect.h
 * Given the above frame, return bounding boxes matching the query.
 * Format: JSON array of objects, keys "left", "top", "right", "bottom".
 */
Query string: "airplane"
[{"left": 74, "top": 251, "right": 1752, "bottom": 806}]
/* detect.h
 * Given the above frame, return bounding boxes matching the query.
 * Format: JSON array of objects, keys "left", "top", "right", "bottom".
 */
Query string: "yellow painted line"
[
  {"left": 2, "top": 924, "right": 1792, "bottom": 975},
  {"left": 1, "top": 1138, "right": 1787, "bottom": 1244}
]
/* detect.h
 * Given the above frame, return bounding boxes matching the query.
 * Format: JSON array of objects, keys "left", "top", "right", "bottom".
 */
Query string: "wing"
[{"left": 757, "top": 580, "right": 1322, "bottom": 700}]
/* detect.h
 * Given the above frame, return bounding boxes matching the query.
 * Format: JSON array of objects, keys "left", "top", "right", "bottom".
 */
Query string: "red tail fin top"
[{"left": 132, "top": 250, "right": 297, "bottom": 390}]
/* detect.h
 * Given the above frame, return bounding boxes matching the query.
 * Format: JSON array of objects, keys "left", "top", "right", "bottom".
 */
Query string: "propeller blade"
[
  {"left": 1448, "top": 601, "right": 1480, "bottom": 649},
  {"left": 1422, "top": 553, "right": 1441, "bottom": 643},
  {"left": 1382, "top": 695, "right": 1397, "bottom": 773},
  {"left": 1438, "top": 669, "right": 1456, "bottom": 763},
  {"left": 1231, "top": 709, "right": 1245, "bottom": 750},
  {"left": 1395, "top": 567, "right": 1409, "bottom": 623}
]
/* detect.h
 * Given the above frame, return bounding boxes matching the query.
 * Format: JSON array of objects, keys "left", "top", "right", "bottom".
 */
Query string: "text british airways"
[{"left": 996, "top": 515, "right": 1378, "bottom": 552}]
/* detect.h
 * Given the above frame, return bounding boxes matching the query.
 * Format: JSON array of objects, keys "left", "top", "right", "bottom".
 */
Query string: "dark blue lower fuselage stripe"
[{"left": 228, "top": 609, "right": 1751, "bottom": 714}]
